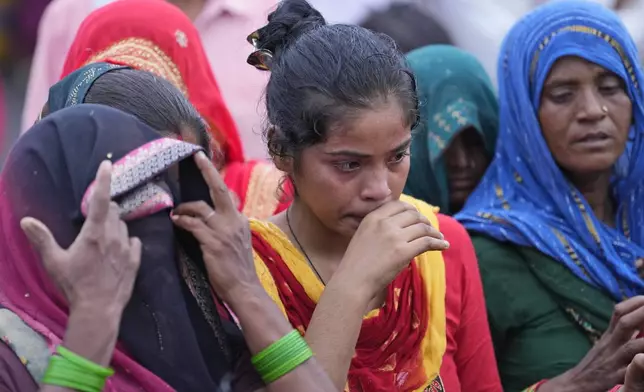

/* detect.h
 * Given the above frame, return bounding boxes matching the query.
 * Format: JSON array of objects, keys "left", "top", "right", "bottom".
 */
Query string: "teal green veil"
[{"left": 404, "top": 45, "right": 498, "bottom": 214}]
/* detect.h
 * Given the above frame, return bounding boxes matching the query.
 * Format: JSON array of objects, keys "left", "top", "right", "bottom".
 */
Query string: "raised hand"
[
  {"left": 21, "top": 160, "right": 142, "bottom": 313},
  {"left": 171, "top": 151, "right": 259, "bottom": 303},
  {"left": 338, "top": 200, "right": 449, "bottom": 298}
]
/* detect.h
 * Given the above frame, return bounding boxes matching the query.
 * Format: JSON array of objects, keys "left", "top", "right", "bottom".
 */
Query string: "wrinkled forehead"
[{"left": 533, "top": 30, "right": 635, "bottom": 100}]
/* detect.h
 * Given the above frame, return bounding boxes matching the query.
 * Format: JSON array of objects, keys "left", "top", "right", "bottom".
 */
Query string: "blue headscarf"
[{"left": 456, "top": 0, "right": 644, "bottom": 301}]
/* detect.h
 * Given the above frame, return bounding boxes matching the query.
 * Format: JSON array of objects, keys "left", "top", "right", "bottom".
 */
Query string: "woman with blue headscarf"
[{"left": 456, "top": 1, "right": 644, "bottom": 391}]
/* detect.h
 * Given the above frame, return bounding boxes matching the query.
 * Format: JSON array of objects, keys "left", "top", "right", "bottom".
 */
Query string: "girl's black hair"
[{"left": 255, "top": 0, "right": 419, "bottom": 161}]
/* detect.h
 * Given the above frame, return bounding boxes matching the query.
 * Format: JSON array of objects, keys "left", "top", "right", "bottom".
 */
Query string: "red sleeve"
[
  {"left": 223, "top": 161, "right": 256, "bottom": 212},
  {"left": 438, "top": 214, "right": 502, "bottom": 392}
]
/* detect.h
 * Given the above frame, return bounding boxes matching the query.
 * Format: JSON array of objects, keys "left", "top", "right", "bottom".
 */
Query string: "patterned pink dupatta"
[
  {"left": 0, "top": 105, "right": 251, "bottom": 391},
  {"left": 0, "top": 111, "right": 186, "bottom": 391}
]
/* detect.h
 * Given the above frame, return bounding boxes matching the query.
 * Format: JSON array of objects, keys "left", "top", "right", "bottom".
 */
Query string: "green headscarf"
[{"left": 404, "top": 45, "right": 499, "bottom": 214}]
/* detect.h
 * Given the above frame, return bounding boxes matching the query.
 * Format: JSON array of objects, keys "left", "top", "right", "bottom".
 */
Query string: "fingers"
[
  {"left": 20, "top": 217, "right": 64, "bottom": 262},
  {"left": 105, "top": 202, "right": 121, "bottom": 237},
  {"left": 194, "top": 152, "right": 233, "bottom": 214},
  {"left": 117, "top": 217, "right": 130, "bottom": 260},
  {"left": 118, "top": 221, "right": 128, "bottom": 247},
  {"left": 388, "top": 208, "right": 443, "bottom": 236},
  {"left": 608, "top": 295, "right": 644, "bottom": 331},
  {"left": 128, "top": 237, "right": 142, "bottom": 271},
  {"left": 401, "top": 236, "right": 450, "bottom": 261},
  {"left": 387, "top": 209, "right": 424, "bottom": 228},
  {"left": 173, "top": 201, "right": 216, "bottom": 225},
  {"left": 620, "top": 339, "right": 644, "bottom": 366},
  {"left": 171, "top": 213, "right": 215, "bottom": 245},
  {"left": 86, "top": 160, "right": 113, "bottom": 226},
  {"left": 625, "top": 353, "right": 644, "bottom": 392},
  {"left": 401, "top": 223, "right": 449, "bottom": 248},
  {"left": 371, "top": 200, "right": 416, "bottom": 219},
  {"left": 609, "top": 296, "right": 644, "bottom": 338}
]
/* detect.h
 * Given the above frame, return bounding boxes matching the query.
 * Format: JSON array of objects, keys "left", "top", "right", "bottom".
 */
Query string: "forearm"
[
  {"left": 227, "top": 285, "right": 337, "bottom": 392},
  {"left": 301, "top": 276, "right": 370, "bottom": 390},
  {"left": 40, "top": 305, "right": 121, "bottom": 392}
]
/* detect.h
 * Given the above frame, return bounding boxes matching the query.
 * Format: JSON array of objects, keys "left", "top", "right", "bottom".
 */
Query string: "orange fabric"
[
  {"left": 60, "top": 0, "right": 244, "bottom": 164},
  {"left": 223, "top": 160, "right": 294, "bottom": 219},
  {"left": 250, "top": 195, "right": 446, "bottom": 391}
]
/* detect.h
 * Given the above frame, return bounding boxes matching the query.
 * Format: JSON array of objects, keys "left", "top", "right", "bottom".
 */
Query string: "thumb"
[
  {"left": 624, "top": 354, "right": 644, "bottom": 392},
  {"left": 20, "top": 217, "right": 62, "bottom": 261}
]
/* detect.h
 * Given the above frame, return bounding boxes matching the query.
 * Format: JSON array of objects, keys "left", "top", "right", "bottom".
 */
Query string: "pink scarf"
[
  {"left": 0, "top": 144, "right": 177, "bottom": 391},
  {"left": 0, "top": 79, "right": 5, "bottom": 155}
]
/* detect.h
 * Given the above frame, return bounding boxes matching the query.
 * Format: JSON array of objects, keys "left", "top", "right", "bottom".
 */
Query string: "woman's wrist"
[
  {"left": 329, "top": 264, "right": 376, "bottom": 307},
  {"left": 225, "top": 284, "right": 294, "bottom": 351},
  {"left": 219, "top": 279, "right": 265, "bottom": 307},
  {"left": 251, "top": 330, "right": 313, "bottom": 384},
  {"left": 63, "top": 304, "right": 122, "bottom": 367}
]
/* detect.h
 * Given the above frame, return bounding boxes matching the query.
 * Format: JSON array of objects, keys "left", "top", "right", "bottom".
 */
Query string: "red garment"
[
  {"left": 251, "top": 197, "right": 449, "bottom": 391},
  {"left": 223, "top": 160, "right": 293, "bottom": 219},
  {"left": 437, "top": 214, "right": 503, "bottom": 392},
  {"left": 59, "top": 0, "right": 244, "bottom": 165},
  {"left": 252, "top": 233, "right": 433, "bottom": 391},
  {"left": 523, "top": 380, "right": 548, "bottom": 391}
]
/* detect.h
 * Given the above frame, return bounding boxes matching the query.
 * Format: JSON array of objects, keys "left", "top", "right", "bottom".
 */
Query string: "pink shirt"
[
  {"left": 194, "top": 0, "right": 274, "bottom": 159},
  {"left": 21, "top": 0, "right": 275, "bottom": 159}
]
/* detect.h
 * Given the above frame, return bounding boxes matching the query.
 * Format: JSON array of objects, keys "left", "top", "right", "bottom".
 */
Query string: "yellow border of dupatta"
[{"left": 250, "top": 194, "right": 447, "bottom": 391}]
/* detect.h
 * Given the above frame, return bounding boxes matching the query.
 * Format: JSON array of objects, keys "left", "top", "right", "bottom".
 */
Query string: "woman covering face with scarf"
[
  {"left": 0, "top": 104, "right": 253, "bottom": 391},
  {"left": 0, "top": 105, "right": 334, "bottom": 392}
]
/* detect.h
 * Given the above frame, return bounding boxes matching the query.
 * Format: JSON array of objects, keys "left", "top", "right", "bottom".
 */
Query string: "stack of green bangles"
[
  {"left": 42, "top": 346, "right": 114, "bottom": 392},
  {"left": 251, "top": 329, "right": 314, "bottom": 384},
  {"left": 42, "top": 330, "right": 313, "bottom": 390}
]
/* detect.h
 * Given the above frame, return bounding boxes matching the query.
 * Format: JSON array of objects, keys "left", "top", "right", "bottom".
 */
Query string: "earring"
[{"left": 601, "top": 106, "right": 609, "bottom": 113}]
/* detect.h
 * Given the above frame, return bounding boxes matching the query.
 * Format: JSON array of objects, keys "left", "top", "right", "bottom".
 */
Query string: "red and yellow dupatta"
[{"left": 251, "top": 195, "right": 446, "bottom": 391}]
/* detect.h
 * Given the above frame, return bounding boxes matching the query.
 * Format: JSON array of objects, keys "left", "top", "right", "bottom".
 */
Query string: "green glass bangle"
[
  {"left": 251, "top": 330, "right": 313, "bottom": 384},
  {"left": 42, "top": 356, "right": 109, "bottom": 392},
  {"left": 57, "top": 346, "right": 114, "bottom": 377},
  {"left": 41, "top": 346, "right": 114, "bottom": 392}
]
